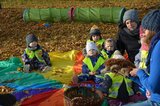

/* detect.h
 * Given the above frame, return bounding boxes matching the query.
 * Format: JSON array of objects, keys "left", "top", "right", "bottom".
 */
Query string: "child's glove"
[
  {"left": 89, "top": 72, "right": 96, "bottom": 75},
  {"left": 23, "top": 64, "right": 30, "bottom": 73},
  {"left": 41, "top": 66, "right": 51, "bottom": 73}
]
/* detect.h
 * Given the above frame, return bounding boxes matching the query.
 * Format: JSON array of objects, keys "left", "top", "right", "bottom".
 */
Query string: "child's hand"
[
  {"left": 23, "top": 64, "right": 30, "bottom": 72},
  {"left": 89, "top": 72, "right": 96, "bottom": 75},
  {"left": 130, "top": 68, "right": 138, "bottom": 77}
]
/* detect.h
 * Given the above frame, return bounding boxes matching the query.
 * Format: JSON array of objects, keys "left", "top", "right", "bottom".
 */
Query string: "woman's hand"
[
  {"left": 146, "top": 90, "right": 151, "bottom": 99},
  {"left": 130, "top": 68, "right": 138, "bottom": 77}
]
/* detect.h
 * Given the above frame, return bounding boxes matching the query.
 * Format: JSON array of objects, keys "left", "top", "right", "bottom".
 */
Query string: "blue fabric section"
[
  {"left": 0, "top": 57, "right": 62, "bottom": 101},
  {"left": 13, "top": 88, "right": 54, "bottom": 101}
]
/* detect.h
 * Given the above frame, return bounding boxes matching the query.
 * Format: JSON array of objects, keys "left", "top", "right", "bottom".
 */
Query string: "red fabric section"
[
  {"left": 39, "top": 89, "right": 64, "bottom": 106},
  {"left": 73, "top": 51, "right": 84, "bottom": 75},
  {"left": 20, "top": 89, "right": 59, "bottom": 106}
]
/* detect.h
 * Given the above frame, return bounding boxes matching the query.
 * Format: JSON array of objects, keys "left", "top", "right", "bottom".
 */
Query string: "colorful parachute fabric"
[{"left": 0, "top": 50, "right": 84, "bottom": 105}]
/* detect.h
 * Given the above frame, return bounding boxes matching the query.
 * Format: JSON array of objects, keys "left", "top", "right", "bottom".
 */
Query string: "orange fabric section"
[
  {"left": 73, "top": 51, "right": 84, "bottom": 75},
  {"left": 20, "top": 89, "right": 59, "bottom": 106},
  {"left": 39, "top": 89, "right": 64, "bottom": 106}
]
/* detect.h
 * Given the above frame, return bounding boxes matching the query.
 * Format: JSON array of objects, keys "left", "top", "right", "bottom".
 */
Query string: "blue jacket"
[
  {"left": 82, "top": 54, "right": 105, "bottom": 74},
  {"left": 137, "top": 40, "right": 160, "bottom": 103}
]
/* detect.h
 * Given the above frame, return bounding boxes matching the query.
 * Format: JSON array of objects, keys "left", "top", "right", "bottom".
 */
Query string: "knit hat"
[
  {"left": 26, "top": 34, "right": 38, "bottom": 46},
  {"left": 142, "top": 9, "right": 160, "bottom": 33},
  {"left": 123, "top": 9, "right": 139, "bottom": 24},
  {"left": 86, "top": 41, "right": 99, "bottom": 53},
  {"left": 89, "top": 25, "right": 101, "bottom": 36}
]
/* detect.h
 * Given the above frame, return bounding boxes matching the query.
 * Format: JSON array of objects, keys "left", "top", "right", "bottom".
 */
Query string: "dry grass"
[
  {"left": 2, "top": 0, "right": 160, "bottom": 9},
  {"left": 0, "top": 0, "right": 160, "bottom": 60}
]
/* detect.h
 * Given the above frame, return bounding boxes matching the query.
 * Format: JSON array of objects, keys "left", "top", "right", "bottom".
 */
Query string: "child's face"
[
  {"left": 92, "top": 35, "right": 100, "bottom": 42},
  {"left": 29, "top": 41, "right": 38, "bottom": 48},
  {"left": 140, "top": 32, "right": 146, "bottom": 44},
  {"left": 87, "top": 49, "right": 97, "bottom": 56},
  {"left": 125, "top": 20, "right": 138, "bottom": 31},
  {"left": 104, "top": 42, "right": 114, "bottom": 52}
]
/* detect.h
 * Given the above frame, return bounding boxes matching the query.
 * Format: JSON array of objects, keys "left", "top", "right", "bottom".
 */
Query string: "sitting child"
[
  {"left": 83, "top": 25, "right": 105, "bottom": 56},
  {"left": 134, "top": 25, "right": 149, "bottom": 72},
  {"left": 99, "top": 57, "right": 146, "bottom": 105},
  {"left": 22, "top": 34, "right": 51, "bottom": 72},
  {"left": 78, "top": 41, "right": 105, "bottom": 84},
  {"left": 101, "top": 38, "right": 117, "bottom": 60}
]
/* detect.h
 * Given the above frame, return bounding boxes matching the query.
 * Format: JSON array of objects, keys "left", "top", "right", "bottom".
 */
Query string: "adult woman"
[
  {"left": 127, "top": 9, "right": 160, "bottom": 106},
  {"left": 116, "top": 9, "right": 141, "bottom": 63}
]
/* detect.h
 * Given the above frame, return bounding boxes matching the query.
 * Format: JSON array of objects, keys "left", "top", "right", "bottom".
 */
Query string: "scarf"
[{"left": 124, "top": 27, "right": 139, "bottom": 37}]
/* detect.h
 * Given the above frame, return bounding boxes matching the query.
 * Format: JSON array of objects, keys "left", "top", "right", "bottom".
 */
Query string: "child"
[
  {"left": 78, "top": 41, "right": 105, "bottom": 84},
  {"left": 101, "top": 38, "right": 117, "bottom": 60},
  {"left": 99, "top": 58, "right": 146, "bottom": 105},
  {"left": 83, "top": 25, "right": 105, "bottom": 56},
  {"left": 132, "top": 26, "right": 150, "bottom": 97},
  {"left": 134, "top": 25, "right": 149, "bottom": 71},
  {"left": 22, "top": 34, "right": 51, "bottom": 72},
  {"left": 88, "top": 25, "right": 105, "bottom": 50},
  {"left": 127, "top": 9, "right": 160, "bottom": 106}
]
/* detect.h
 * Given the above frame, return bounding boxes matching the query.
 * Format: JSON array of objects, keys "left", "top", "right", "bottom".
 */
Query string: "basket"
[{"left": 64, "top": 86, "right": 103, "bottom": 106}]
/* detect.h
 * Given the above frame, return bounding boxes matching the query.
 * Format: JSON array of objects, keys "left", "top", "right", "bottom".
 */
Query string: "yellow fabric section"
[{"left": 41, "top": 50, "right": 79, "bottom": 85}]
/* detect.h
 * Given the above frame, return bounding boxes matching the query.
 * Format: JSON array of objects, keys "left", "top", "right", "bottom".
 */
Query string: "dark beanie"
[
  {"left": 89, "top": 29, "right": 101, "bottom": 36},
  {"left": 123, "top": 9, "right": 139, "bottom": 24},
  {"left": 142, "top": 9, "right": 160, "bottom": 33},
  {"left": 26, "top": 34, "right": 38, "bottom": 46}
]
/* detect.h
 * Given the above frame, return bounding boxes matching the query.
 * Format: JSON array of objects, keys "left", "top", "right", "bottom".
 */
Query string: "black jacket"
[{"left": 116, "top": 24, "right": 141, "bottom": 63}]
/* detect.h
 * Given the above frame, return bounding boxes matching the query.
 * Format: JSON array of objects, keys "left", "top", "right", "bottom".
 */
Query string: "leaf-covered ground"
[{"left": 0, "top": 0, "right": 160, "bottom": 60}]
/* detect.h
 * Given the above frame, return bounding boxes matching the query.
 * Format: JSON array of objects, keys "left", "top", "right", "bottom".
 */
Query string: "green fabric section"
[
  {"left": 74, "top": 7, "right": 126, "bottom": 23},
  {"left": 0, "top": 57, "right": 62, "bottom": 91},
  {"left": 23, "top": 8, "right": 70, "bottom": 22}
]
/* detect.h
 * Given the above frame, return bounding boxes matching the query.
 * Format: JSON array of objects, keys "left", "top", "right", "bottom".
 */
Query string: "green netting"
[
  {"left": 23, "top": 8, "right": 70, "bottom": 22},
  {"left": 74, "top": 7, "right": 126, "bottom": 23}
]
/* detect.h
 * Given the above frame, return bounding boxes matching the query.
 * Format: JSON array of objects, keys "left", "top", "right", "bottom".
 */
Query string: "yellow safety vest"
[
  {"left": 87, "top": 39, "right": 105, "bottom": 50},
  {"left": 101, "top": 49, "right": 114, "bottom": 60},
  {"left": 25, "top": 48, "right": 45, "bottom": 63},
  {"left": 139, "top": 50, "right": 148, "bottom": 69},
  {"left": 83, "top": 56, "right": 105, "bottom": 72},
  {"left": 105, "top": 72, "right": 134, "bottom": 98}
]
